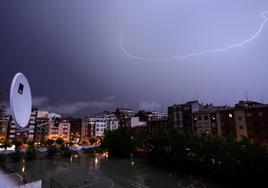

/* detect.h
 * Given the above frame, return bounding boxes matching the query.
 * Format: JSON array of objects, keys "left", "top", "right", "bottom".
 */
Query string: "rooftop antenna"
[
  {"left": 195, "top": 92, "right": 199, "bottom": 101},
  {"left": 245, "top": 91, "right": 249, "bottom": 101},
  {"left": 261, "top": 95, "right": 264, "bottom": 103}
]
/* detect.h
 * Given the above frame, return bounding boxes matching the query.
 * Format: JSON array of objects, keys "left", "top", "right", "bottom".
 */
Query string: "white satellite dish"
[{"left": 10, "top": 73, "right": 32, "bottom": 128}]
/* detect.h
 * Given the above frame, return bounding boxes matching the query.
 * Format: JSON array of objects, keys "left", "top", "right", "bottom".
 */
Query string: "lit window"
[{"left": 229, "top": 114, "right": 233, "bottom": 118}]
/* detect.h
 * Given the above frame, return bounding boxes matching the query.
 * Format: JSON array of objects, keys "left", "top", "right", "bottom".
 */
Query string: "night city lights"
[{"left": 1, "top": 0, "right": 268, "bottom": 187}]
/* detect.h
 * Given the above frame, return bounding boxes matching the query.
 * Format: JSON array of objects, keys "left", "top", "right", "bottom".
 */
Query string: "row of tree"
[
  {"left": 0, "top": 138, "right": 73, "bottom": 165},
  {"left": 102, "top": 127, "right": 268, "bottom": 186},
  {"left": 0, "top": 138, "right": 65, "bottom": 149}
]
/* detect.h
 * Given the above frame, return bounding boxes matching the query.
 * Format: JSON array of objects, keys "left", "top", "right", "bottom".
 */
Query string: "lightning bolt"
[{"left": 120, "top": 11, "right": 268, "bottom": 62}]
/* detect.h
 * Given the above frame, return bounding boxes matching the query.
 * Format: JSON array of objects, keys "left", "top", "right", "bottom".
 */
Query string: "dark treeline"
[
  {"left": 0, "top": 138, "right": 74, "bottom": 166},
  {"left": 102, "top": 127, "right": 268, "bottom": 186}
]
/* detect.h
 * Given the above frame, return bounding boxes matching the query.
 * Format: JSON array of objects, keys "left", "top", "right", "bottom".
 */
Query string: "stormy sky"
[{"left": 0, "top": 0, "right": 268, "bottom": 116}]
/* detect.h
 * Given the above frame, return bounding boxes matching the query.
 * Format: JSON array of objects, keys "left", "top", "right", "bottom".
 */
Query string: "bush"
[
  {"left": 27, "top": 141, "right": 35, "bottom": 147},
  {"left": 45, "top": 139, "right": 55, "bottom": 146},
  {"left": 12, "top": 140, "right": 23, "bottom": 148},
  {"left": 25, "top": 147, "right": 37, "bottom": 161},
  {"left": 89, "top": 137, "right": 98, "bottom": 145},
  {"left": 0, "top": 154, "right": 6, "bottom": 163},
  {"left": 9, "top": 148, "right": 22, "bottom": 162},
  {"left": 102, "top": 127, "right": 134, "bottom": 158},
  {"left": 56, "top": 138, "right": 64, "bottom": 146},
  {"left": 144, "top": 129, "right": 268, "bottom": 186},
  {"left": 102, "top": 126, "right": 268, "bottom": 185},
  {"left": 47, "top": 145, "right": 58, "bottom": 159},
  {"left": 60, "top": 147, "right": 72, "bottom": 158}
]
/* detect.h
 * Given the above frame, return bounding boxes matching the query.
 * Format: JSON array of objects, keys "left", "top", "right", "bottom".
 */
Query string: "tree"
[
  {"left": 0, "top": 154, "right": 6, "bottom": 164},
  {"left": 12, "top": 140, "right": 23, "bottom": 148},
  {"left": 89, "top": 137, "right": 98, "bottom": 145},
  {"left": 102, "top": 127, "right": 134, "bottom": 158},
  {"left": 9, "top": 148, "right": 22, "bottom": 162},
  {"left": 56, "top": 138, "right": 64, "bottom": 146},
  {"left": 45, "top": 139, "right": 55, "bottom": 146},
  {"left": 60, "top": 146, "right": 72, "bottom": 158},
  {"left": 25, "top": 146, "right": 37, "bottom": 161},
  {"left": 47, "top": 145, "right": 58, "bottom": 159}
]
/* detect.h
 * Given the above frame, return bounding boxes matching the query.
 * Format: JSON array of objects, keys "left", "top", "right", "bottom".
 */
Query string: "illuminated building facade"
[
  {"left": 47, "top": 119, "right": 70, "bottom": 142},
  {"left": 168, "top": 101, "right": 201, "bottom": 133},
  {"left": 0, "top": 118, "right": 9, "bottom": 142}
]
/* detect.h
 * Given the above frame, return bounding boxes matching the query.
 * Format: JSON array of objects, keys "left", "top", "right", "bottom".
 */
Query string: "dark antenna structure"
[
  {"left": 195, "top": 92, "right": 199, "bottom": 101},
  {"left": 245, "top": 91, "right": 249, "bottom": 101},
  {"left": 261, "top": 95, "right": 264, "bottom": 104}
]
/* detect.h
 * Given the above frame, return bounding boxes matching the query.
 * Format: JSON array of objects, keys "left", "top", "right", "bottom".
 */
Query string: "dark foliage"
[
  {"left": 103, "top": 127, "right": 268, "bottom": 186},
  {"left": 145, "top": 129, "right": 268, "bottom": 186},
  {"left": 102, "top": 126, "right": 134, "bottom": 158},
  {"left": 8, "top": 148, "right": 22, "bottom": 162},
  {"left": 25, "top": 146, "right": 37, "bottom": 161},
  {"left": 12, "top": 140, "right": 23, "bottom": 148},
  {"left": 0, "top": 154, "right": 6, "bottom": 163},
  {"left": 60, "top": 146, "right": 72, "bottom": 158},
  {"left": 47, "top": 145, "right": 58, "bottom": 159},
  {"left": 45, "top": 139, "right": 55, "bottom": 146},
  {"left": 56, "top": 138, "right": 64, "bottom": 146}
]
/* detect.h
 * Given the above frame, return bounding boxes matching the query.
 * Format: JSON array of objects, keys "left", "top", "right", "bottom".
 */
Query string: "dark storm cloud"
[
  {"left": 0, "top": 0, "right": 268, "bottom": 116},
  {"left": 32, "top": 97, "right": 114, "bottom": 116}
]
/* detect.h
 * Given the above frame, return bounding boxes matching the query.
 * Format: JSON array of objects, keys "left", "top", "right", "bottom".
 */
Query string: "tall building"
[
  {"left": 0, "top": 93, "right": 8, "bottom": 142},
  {"left": 216, "top": 107, "right": 237, "bottom": 139},
  {"left": 95, "top": 119, "right": 106, "bottom": 137},
  {"left": 93, "top": 112, "right": 118, "bottom": 135},
  {"left": 34, "top": 111, "right": 50, "bottom": 143},
  {"left": 135, "top": 111, "right": 168, "bottom": 122},
  {"left": 81, "top": 112, "right": 120, "bottom": 144},
  {"left": 130, "top": 117, "right": 147, "bottom": 128},
  {"left": 0, "top": 117, "right": 9, "bottom": 142},
  {"left": 69, "top": 118, "right": 82, "bottom": 143},
  {"left": 147, "top": 117, "right": 169, "bottom": 132},
  {"left": 149, "top": 111, "right": 168, "bottom": 120},
  {"left": 7, "top": 116, "right": 16, "bottom": 142},
  {"left": 85, "top": 117, "right": 107, "bottom": 137},
  {"left": 115, "top": 108, "right": 134, "bottom": 126},
  {"left": 105, "top": 113, "right": 119, "bottom": 131},
  {"left": 47, "top": 119, "right": 70, "bottom": 142},
  {"left": 168, "top": 101, "right": 201, "bottom": 133},
  {"left": 0, "top": 92, "right": 6, "bottom": 119},
  {"left": 192, "top": 107, "right": 219, "bottom": 135},
  {"left": 241, "top": 103, "right": 268, "bottom": 144},
  {"left": 81, "top": 117, "right": 96, "bottom": 144},
  {"left": 193, "top": 101, "right": 268, "bottom": 144},
  {"left": 35, "top": 117, "right": 49, "bottom": 143},
  {"left": 15, "top": 108, "right": 38, "bottom": 142},
  {"left": 28, "top": 108, "right": 38, "bottom": 141}
]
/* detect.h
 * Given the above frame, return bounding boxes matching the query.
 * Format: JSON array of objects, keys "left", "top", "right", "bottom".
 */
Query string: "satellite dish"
[{"left": 10, "top": 73, "right": 32, "bottom": 128}]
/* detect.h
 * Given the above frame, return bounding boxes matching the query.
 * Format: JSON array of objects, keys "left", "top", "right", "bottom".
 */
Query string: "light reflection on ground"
[{"left": 5, "top": 152, "right": 222, "bottom": 188}]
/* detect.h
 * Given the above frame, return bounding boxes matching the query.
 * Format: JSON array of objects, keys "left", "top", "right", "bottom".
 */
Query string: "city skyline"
[{"left": 1, "top": 0, "right": 268, "bottom": 116}]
